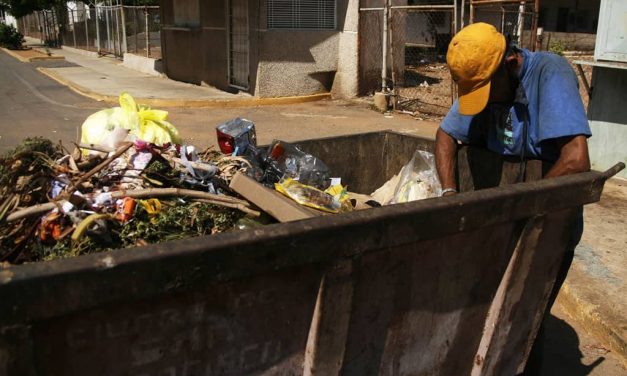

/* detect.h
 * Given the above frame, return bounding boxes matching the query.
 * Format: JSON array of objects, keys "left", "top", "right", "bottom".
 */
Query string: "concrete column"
[{"left": 332, "top": 0, "right": 360, "bottom": 98}]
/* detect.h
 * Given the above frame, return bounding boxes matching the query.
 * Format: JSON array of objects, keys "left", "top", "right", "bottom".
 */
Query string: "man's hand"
[
  {"left": 544, "top": 135, "right": 590, "bottom": 178},
  {"left": 435, "top": 128, "right": 458, "bottom": 193}
]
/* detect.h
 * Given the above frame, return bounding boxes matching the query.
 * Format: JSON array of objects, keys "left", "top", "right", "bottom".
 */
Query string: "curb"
[
  {"left": 1, "top": 47, "right": 65, "bottom": 62},
  {"left": 1, "top": 47, "right": 30, "bottom": 63},
  {"left": 557, "top": 280, "right": 627, "bottom": 367},
  {"left": 61, "top": 45, "right": 100, "bottom": 58},
  {"left": 36, "top": 67, "right": 332, "bottom": 108}
]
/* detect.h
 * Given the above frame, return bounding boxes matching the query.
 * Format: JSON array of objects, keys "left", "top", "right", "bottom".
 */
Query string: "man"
[{"left": 435, "top": 23, "right": 591, "bottom": 373}]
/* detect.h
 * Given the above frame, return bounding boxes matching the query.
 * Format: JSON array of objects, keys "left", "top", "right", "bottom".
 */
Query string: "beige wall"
[
  {"left": 161, "top": 0, "right": 360, "bottom": 98},
  {"left": 253, "top": 0, "right": 358, "bottom": 98}
]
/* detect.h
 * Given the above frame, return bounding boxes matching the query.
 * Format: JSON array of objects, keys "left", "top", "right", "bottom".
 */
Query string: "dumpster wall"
[{"left": 0, "top": 132, "right": 613, "bottom": 376}]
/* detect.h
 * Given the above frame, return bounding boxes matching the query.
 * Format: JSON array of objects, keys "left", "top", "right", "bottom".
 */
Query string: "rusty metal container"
[{"left": 0, "top": 131, "right": 622, "bottom": 376}]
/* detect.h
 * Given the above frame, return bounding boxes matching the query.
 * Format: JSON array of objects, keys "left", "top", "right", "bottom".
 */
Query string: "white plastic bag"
[{"left": 391, "top": 150, "right": 442, "bottom": 204}]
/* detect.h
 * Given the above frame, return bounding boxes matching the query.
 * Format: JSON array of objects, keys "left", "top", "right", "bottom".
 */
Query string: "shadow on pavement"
[{"left": 540, "top": 314, "right": 605, "bottom": 375}]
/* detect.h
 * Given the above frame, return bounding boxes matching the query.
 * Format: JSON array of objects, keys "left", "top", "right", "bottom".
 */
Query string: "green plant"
[
  {"left": 549, "top": 40, "right": 567, "bottom": 56},
  {"left": 0, "top": 23, "right": 24, "bottom": 49}
]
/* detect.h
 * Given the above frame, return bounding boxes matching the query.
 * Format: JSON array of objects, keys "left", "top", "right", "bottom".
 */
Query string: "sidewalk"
[
  {"left": 557, "top": 177, "right": 627, "bottom": 367},
  {"left": 21, "top": 37, "right": 330, "bottom": 108}
]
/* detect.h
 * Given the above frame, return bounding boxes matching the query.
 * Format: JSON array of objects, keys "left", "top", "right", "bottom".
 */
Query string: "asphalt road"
[{"left": 0, "top": 49, "right": 98, "bottom": 153}]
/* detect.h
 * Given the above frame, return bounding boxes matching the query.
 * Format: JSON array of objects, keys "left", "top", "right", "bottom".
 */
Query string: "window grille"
[{"left": 268, "top": 0, "right": 336, "bottom": 30}]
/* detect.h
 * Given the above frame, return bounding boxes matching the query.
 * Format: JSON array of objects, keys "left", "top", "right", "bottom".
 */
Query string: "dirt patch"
[{"left": 397, "top": 62, "right": 452, "bottom": 118}]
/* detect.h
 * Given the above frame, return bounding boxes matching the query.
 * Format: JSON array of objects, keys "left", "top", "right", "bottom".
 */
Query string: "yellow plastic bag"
[{"left": 81, "top": 93, "right": 181, "bottom": 147}]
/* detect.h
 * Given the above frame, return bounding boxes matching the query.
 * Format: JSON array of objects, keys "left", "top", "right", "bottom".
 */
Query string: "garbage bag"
[
  {"left": 391, "top": 149, "right": 441, "bottom": 204},
  {"left": 81, "top": 92, "right": 181, "bottom": 148},
  {"left": 263, "top": 140, "right": 330, "bottom": 189}
]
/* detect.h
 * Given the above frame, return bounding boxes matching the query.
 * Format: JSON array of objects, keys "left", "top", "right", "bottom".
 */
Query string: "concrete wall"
[
  {"left": 334, "top": 0, "right": 360, "bottom": 98},
  {"left": 253, "top": 0, "right": 347, "bottom": 97},
  {"left": 587, "top": 67, "right": 627, "bottom": 179},
  {"left": 160, "top": 0, "right": 359, "bottom": 98},
  {"left": 523, "top": 30, "right": 597, "bottom": 51},
  {"left": 122, "top": 53, "right": 163, "bottom": 76},
  {"left": 544, "top": 32, "right": 596, "bottom": 51}
]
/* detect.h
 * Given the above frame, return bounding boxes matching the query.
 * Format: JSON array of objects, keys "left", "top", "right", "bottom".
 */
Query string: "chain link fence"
[
  {"left": 471, "top": 2, "right": 537, "bottom": 50},
  {"left": 124, "top": 6, "right": 161, "bottom": 59},
  {"left": 392, "top": 7, "right": 455, "bottom": 116},
  {"left": 17, "top": 3, "right": 161, "bottom": 60},
  {"left": 19, "top": 10, "right": 61, "bottom": 47},
  {"left": 358, "top": 9, "right": 385, "bottom": 95},
  {"left": 358, "top": 4, "right": 456, "bottom": 117}
]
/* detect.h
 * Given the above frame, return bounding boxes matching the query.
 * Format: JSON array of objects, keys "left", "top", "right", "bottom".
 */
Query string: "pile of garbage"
[{"left": 0, "top": 93, "right": 442, "bottom": 265}]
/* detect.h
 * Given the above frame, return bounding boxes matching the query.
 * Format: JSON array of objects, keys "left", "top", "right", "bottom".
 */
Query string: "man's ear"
[{"left": 504, "top": 54, "right": 518, "bottom": 65}]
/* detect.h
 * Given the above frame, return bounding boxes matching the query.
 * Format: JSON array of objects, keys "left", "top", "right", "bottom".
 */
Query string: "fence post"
[
  {"left": 381, "top": 2, "right": 389, "bottom": 92},
  {"left": 120, "top": 6, "right": 127, "bottom": 55},
  {"left": 71, "top": 8, "right": 77, "bottom": 48},
  {"left": 517, "top": 2, "right": 524, "bottom": 46},
  {"left": 96, "top": 6, "right": 101, "bottom": 53},
  {"left": 105, "top": 3, "right": 111, "bottom": 53},
  {"left": 530, "top": 0, "right": 539, "bottom": 51},
  {"left": 453, "top": 0, "right": 458, "bottom": 33},
  {"left": 114, "top": 3, "right": 122, "bottom": 57},
  {"left": 388, "top": 0, "right": 397, "bottom": 110},
  {"left": 37, "top": 12, "right": 43, "bottom": 42},
  {"left": 145, "top": 6, "right": 150, "bottom": 58},
  {"left": 134, "top": 7, "right": 139, "bottom": 54},
  {"left": 84, "top": 7, "right": 90, "bottom": 50}
]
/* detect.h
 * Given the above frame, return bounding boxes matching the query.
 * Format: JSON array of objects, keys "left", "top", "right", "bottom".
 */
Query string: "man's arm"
[
  {"left": 435, "top": 127, "right": 458, "bottom": 194},
  {"left": 544, "top": 135, "right": 590, "bottom": 178}
]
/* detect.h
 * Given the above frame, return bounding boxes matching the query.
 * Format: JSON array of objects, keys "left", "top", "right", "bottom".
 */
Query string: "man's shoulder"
[{"left": 527, "top": 51, "right": 573, "bottom": 75}]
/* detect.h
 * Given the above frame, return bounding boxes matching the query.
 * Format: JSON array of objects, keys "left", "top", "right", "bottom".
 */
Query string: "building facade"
[{"left": 159, "top": 0, "right": 360, "bottom": 98}]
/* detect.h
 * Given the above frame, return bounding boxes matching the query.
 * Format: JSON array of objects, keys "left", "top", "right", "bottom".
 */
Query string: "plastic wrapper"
[
  {"left": 216, "top": 118, "right": 257, "bottom": 156},
  {"left": 262, "top": 140, "right": 330, "bottom": 189},
  {"left": 391, "top": 150, "right": 442, "bottom": 204},
  {"left": 275, "top": 178, "right": 350, "bottom": 213},
  {"left": 81, "top": 93, "right": 181, "bottom": 150}
]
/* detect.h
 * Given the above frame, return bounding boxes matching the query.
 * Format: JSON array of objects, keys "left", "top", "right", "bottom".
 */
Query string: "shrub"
[
  {"left": 0, "top": 23, "right": 24, "bottom": 50},
  {"left": 549, "top": 40, "right": 567, "bottom": 56}
]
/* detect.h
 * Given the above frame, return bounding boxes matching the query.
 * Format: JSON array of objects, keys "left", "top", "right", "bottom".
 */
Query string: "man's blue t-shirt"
[{"left": 440, "top": 49, "right": 591, "bottom": 162}]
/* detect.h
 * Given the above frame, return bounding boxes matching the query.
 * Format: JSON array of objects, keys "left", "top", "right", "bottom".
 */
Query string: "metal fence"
[
  {"left": 392, "top": 7, "right": 456, "bottom": 116},
  {"left": 359, "top": 1, "right": 540, "bottom": 117},
  {"left": 358, "top": 3, "right": 457, "bottom": 117},
  {"left": 470, "top": 1, "right": 538, "bottom": 50},
  {"left": 19, "top": 11, "right": 61, "bottom": 47},
  {"left": 18, "top": 3, "right": 161, "bottom": 60}
]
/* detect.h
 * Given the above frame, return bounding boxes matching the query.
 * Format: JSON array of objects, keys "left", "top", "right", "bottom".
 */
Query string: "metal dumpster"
[{"left": 0, "top": 131, "right": 622, "bottom": 376}]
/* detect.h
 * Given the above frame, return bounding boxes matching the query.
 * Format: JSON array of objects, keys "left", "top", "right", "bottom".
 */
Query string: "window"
[{"left": 268, "top": 0, "right": 336, "bottom": 30}]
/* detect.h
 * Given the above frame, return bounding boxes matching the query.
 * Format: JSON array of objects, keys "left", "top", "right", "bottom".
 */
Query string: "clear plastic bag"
[
  {"left": 263, "top": 140, "right": 330, "bottom": 189},
  {"left": 391, "top": 150, "right": 442, "bottom": 203}
]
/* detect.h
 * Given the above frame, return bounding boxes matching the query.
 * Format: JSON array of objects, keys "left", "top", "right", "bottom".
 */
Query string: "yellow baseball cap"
[{"left": 447, "top": 23, "right": 506, "bottom": 115}]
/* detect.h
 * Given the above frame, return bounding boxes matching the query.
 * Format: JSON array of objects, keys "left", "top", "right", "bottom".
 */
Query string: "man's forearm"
[
  {"left": 544, "top": 135, "right": 590, "bottom": 178},
  {"left": 435, "top": 128, "right": 458, "bottom": 190}
]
